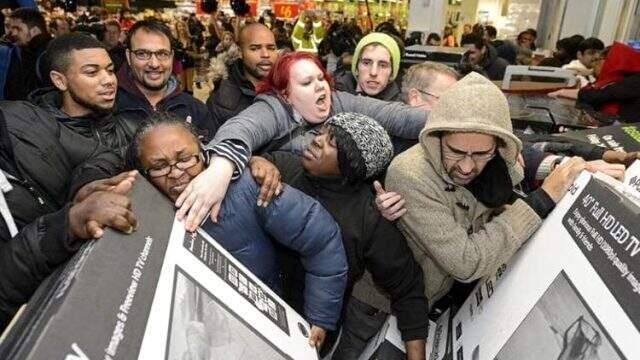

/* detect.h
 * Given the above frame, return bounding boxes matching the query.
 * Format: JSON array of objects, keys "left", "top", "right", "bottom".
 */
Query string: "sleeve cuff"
[
  {"left": 523, "top": 188, "right": 556, "bottom": 219},
  {"left": 210, "top": 140, "right": 250, "bottom": 180},
  {"left": 40, "top": 205, "right": 83, "bottom": 266},
  {"left": 535, "top": 155, "right": 562, "bottom": 180},
  {"left": 590, "top": 146, "right": 606, "bottom": 160},
  {"left": 68, "top": 169, "right": 111, "bottom": 201},
  {"left": 400, "top": 323, "right": 430, "bottom": 341}
]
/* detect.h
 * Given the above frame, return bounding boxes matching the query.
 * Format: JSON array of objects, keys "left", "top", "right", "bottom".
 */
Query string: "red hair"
[{"left": 256, "top": 51, "right": 334, "bottom": 94}]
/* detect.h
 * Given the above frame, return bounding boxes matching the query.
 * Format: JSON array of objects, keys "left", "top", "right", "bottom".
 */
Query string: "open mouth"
[
  {"left": 99, "top": 89, "right": 116, "bottom": 100},
  {"left": 257, "top": 62, "right": 272, "bottom": 71},
  {"left": 303, "top": 144, "right": 319, "bottom": 161},
  {"left": 316, "top": 93, "right": 327, "bottom": 106},
  {"left": 302, "top": 149, "right": 316, "bottom": 161}
]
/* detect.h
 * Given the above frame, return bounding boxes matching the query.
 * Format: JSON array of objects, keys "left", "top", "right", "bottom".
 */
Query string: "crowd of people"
[{"left": 1, "top": 3, "right": 640, "bottom": 359}]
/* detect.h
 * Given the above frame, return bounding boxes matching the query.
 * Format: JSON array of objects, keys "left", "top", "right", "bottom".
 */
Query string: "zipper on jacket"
[
  {"left": 6, "top": 175, "right": 56, "bottom": 212},
  {"left": 19, "top": 178, "right": 47, "bottom": 207},
  {"left": 92, "top": 123, "right": 103, "bottom": 145}
]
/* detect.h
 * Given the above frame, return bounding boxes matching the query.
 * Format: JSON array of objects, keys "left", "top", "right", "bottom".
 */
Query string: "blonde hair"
[{"left": 401, "top": 62, "right": 460, "bottom": 102}]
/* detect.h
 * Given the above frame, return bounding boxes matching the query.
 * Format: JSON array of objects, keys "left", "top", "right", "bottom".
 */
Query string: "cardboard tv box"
[
  {"left": 450, "top": 171, "right": 640, "bottom": 360},
  {"left": 0, "top": 179, "right": 318, "bottom": 360},
  {"left": 358, "top": 309, "right": 450, "bottom": 360}
]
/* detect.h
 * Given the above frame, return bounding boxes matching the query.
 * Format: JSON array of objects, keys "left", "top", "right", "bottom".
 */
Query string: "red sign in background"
[{"left": 272, "top": 2, "right": 300, "bottom": 18}]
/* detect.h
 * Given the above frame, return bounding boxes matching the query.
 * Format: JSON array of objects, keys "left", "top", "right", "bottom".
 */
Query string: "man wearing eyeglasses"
[
  {"left": 380, "top": 62, "right": 460, "bottom": 155},
  {"left": 401, "top": 62, "right": 459, "bottom": 111},
  {"left": 115, "top": 20, "right": 217, "bottom": 142},
  {"left": 385, "top": 73, "right": 586, "bottom": 307}
]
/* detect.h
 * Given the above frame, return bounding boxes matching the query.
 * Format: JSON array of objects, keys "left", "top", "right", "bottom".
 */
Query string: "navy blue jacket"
[
  {"left": 114, "top": 64, "right": 218, "bottom": 142},
  {"left": 201, "top": 171, "right": 348, "bottom": 330}
]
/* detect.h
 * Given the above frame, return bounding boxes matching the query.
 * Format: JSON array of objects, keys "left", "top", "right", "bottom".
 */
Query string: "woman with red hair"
[{"left": 175, "top": 51, "right": 427, "bottom": 232}]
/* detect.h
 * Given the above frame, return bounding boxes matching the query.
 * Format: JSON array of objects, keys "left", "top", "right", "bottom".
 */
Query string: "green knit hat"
[{"left": 351, "top": 32, "right": 401, "bottom": 81}]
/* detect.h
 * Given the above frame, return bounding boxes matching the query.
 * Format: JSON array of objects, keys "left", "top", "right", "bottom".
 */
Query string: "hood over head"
[{"left": 420, "top": 71, "right": 523, "bottom": 185}]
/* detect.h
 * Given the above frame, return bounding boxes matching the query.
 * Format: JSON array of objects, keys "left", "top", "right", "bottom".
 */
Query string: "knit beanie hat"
[
  {"left": 420, "top": 72, "right": 524, "bottom": 184},
  {"left": 351, "top": 32, "right": 402, "bottom": 81},
  {"left": 326, "top": 112, "right": 394, "bottom": 183}
]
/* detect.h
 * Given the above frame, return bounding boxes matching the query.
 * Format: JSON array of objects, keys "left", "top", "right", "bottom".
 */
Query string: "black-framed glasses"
[
  {"left": 416, "top": 88, "right": 440, "bottom": 99},
  {"left": 144, "top": 154, "right": 201, "bottom": 178},
  {"left": 442, "top": 143, "right": 496, "bottom": 163},
  {"left": 130, "top": 48, "right": 173, "bottom": 61}
]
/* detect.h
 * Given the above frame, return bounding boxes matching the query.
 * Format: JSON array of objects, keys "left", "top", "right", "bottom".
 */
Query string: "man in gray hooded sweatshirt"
[{"left": 386, "top": 72, "right": 587, "bottom": 306}]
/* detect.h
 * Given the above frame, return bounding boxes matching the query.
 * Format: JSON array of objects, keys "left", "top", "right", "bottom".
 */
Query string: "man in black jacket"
[
  {"left": 30, "top": 32, "right": 138, "bottom": 156},
  {"left": 251, "top": 113, "right": 428, "bottom": 360},
  {"left": 6, "top": 7, "right": 51, "bottom": 96},
  {"left": 206, "top": 23, "right": 278, "bottom": 127},
  {"left": 460, "top": 33, "right": 509, "bottom": 81},
  {"left": 0, "top": 101, "right": 137, "bottom": 330},
  {"left": 115, "top": 20, "right": 216, "bottom": 142},
  {"left": 104, "top": 19, "right": 126, "bottom": 72}
]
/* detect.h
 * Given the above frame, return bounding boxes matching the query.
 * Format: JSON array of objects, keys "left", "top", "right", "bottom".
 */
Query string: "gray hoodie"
[
  {"left": 207, "top": 90, "right": 427, "bottom": 155},
  {"left": 386, "top": 73, "right": 544, "bottom": 305}
]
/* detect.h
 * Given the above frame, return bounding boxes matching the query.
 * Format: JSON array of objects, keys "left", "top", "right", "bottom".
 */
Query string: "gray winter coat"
[{"left": 207, "top": 90, "right": 427, "bottom": 155}]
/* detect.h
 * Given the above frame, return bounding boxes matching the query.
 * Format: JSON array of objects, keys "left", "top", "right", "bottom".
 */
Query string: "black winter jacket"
[
  {"left": 0, "top": 40, "right": 25, "bottom": 101},
  {"left": 333, "top": 70, "right": 402, "bottom": 102},
  {"left": 0, "top": 101, "right": 122, "bottom": 330},
  {"left": 29, "top": 87, "right": 139, "bottom": 157},
  {"left": 115, "top": 63, "right": 217, "bottom": 142},
  {"left": 462, "top": 45, "right": 509, "bottom": 81},
  {"left": 577, "top": 73, "right": 640, "bottom": 123},
  {"left": 206, "top": 59, "right": 257, "bottom": 128},
  {"left": 21, "top": 33, "right": 52, "bottom": 96},
  {"left": 266, "top": 152, "right": 429, "bottom": 341}
]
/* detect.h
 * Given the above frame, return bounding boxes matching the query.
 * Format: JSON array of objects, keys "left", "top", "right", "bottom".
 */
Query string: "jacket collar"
[
  {"left": 342, "top": 71, "right": 400, "bottom": 101},
  {"left": 229, "top": 59, "right": 256, "bottom": 97},
  {"left": 26, "top": 33, "right": 52, "bottom": 54},
  {"left": 303, "top": 171, "right": 360, "bottom": 194},
  {"left": 116, "top": 62, "right": 182, "bottom": 108},
  {"left": 480, "top": 45, "right": 499, "bottom": 69},
  {"left": 28, "top": 87, "right": 114, "bottom": 129}
]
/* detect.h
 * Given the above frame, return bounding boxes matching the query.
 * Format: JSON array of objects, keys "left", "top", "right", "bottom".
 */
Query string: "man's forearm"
[{"left": 405, "top": 339, "right": 426, "bottom": 360}]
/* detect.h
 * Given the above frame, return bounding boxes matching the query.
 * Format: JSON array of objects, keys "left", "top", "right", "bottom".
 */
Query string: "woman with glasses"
[{"left": 125, "top": 113, "right": 348, "bottom": 350}]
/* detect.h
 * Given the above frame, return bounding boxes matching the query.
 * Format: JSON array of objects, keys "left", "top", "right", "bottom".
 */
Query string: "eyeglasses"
[
  {"left": 144, "top": 154, "right": 201, "bottom": 178},
  {"left": 442, "top": 143, "right": 496, "bottom": 163},
  {"left": 130, "top": 49, "right": 173, "bottom": 61},
  {"left": 415, "top": 88, "right": 440, "bottom": 99}
]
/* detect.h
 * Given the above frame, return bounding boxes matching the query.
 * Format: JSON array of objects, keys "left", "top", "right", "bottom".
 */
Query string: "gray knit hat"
[{"left": 326, "top": 112, "right": 394, "bottom": 180}]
